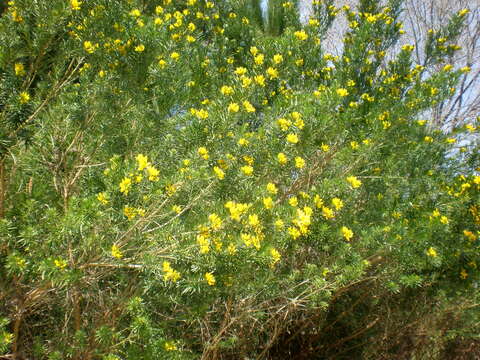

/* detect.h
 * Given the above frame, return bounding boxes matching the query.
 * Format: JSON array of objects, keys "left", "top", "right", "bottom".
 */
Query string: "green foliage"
[{"left": 0, "top": 0, "right": 479, "bottom": 359}]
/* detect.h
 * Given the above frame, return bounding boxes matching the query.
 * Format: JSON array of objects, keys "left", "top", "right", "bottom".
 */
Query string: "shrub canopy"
[{"left": 0, "top": 0, "right": 479, "bottom": 359}]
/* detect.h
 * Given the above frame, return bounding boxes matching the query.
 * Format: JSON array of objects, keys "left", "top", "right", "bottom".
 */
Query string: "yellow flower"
[
  {"left": 123, "top": 206, "right": 136, "bottom": 220},
  {"left": 460, "top": 269, "right": 468, "bottom": 279},
  {"left": 288, "top": 226, "right": 301, "bottom": 239},
  {"left": 146, "top": 166, "right": 159, "bottom": 181},
  {"left": 346, "top": 176, "right": 362, "bottom": 189},
  {"left": 172, "top": 205, "right": 182, "bottom": 214},
  {"left": 294, "top": 30, "right": 308, "bottom": 41},
  {"left": 228, "top": 102, "right": 240, "bottom": 113},
  {"left": 170, "top": 52, "right": 180, "bottom": 61},
  {"left": 119, "top": 177, "right": 132, "bottom": 195},
  {"left": 254, "top": 54, "right": 264, "bottom": 65},
  {"left": 277, "top": 152, "right": 288, "bottom": 165},
  {"left": 241, "top": 76, "right": 252, "bottom": 87},
  {"left": 443, "top": 64, "right": 453, "bottom": 72},
  {"left": 286, "top": 133, "right": 299, "bottom": 144},
  {"left": 54, "top": 258, "right": 68, "bottom": 269},
  {"left": 331, "top": 198, "right": 343, "bottom": 210},
  {"left": 227, "top": 243, "right": 237, "bottom": 255},
  {"left": 163, "top": 261, "right": 181, "bottom": 282},
  {"left": 295, "top": 157, "right": 305, "bottom": 169},
  {"left": 314, "top": 195, "right": 323, "bottom": 208},
  {"left": 14, "top": 63, "right": 25, "bottom": 76},
  {"left": 266, "top": 67, "right": 278, "bottom": 79},
  {"left": 97, "top": 192, "right": 109, "bottom": 205},
  {"left": 111, "top": 245, "right": 123, "bottom": 259},
  {"left": 424, "top": 136, "right": 433, "bottom": 143},
  {"left": 459, "top": 8, "right": 470, "bottom": 17},
  {"left": 134, "top": 44, "right": 145, "bottom": 52},
  {"left": 263, "top": 197, "right": 274, "bottom": 209},
  {"left": 322, "top": 206, "right": 334, "bottom": 219},
  {"left": 213, "top": 166, "right": 225, "bottom": 179},
  {"left": 136, "top": 154, "right": 149, "bottom": 171},
  {"left": 336, "top": 88, "right": 349, "bottom": 97},
  {"left": 70, "top": 0, "right": 81, "bottom": 10},
  {"left": 292, "top": 112, "right": 304, "bottom": 129},
  {"left": 198, "top": 147, "right": 209, "bottom": 160},
  {"left": 204, "top": 272, "right": 216, "bottom": 285},
  {"left": 83, "top": 41, "right": 96, "bottom": 54},
  {"left": 11, "top": 9, "right": 23, "bottom": 22},
  {"left": 238, "top": 138, "right": 249, "bottom": 146},
  {"left": 254, "top": 74, "right": 265, "bottom": 86},
  {"left": 463, "top": 230, "right": 477, "bottom": 242},
  {"left": 19, "top": 91, "right": 30, "bottom": 104},
  {"left": 243, "top": 155, "right": 254, "bottom": 165},
  {"left": 275, "top": 219, "right": 284, "bottom": 229},
  {"left": 241, "top": 165, "right": 253, "bottom": 176},
  {"left": 277, "top": 118, "right": 291, "bottom": 131},
  {"left": 220, "top": 85, "right": 234, "bottom": 95},
  {"left": 341, "top": 226, "right": 353, "bottom": 241},
  {"left": 129, "top": 9, "right": 141, "bottom": 17},
  {"left": 267, "top": 182, "right": 278, "bottom": 195},
  {"left": 248, "top": 214, "right": 260, "bottom": 227},
  {"left": 164, "top": 341, "right": 177, "bottom": 351},
  {"left": 289, "top": 196, "right": 298, "bottom": 207},
  {"left": 270, "top": 248, "right": 281, "bottom": 266},
  {"left": 321, "top": 143, "right": 330, "bottom": 152},
  {"left": 234, "top": 67, "right": 247, "bottom": 76},
  {"left": 197, "top": 234, "right": 210, "bottom": 254},
  {"left": 440, "top": 216, "right": 449, "bottom": 224},
  {"left": 209, "top": 213, "right": 222, "bottom": 230},
  {"left": 273, "top": 54, "right": 283, "bottom": 64},
  {"left": 426, "top": 247, "right": 437, "bottom": 257},
  {"left": 243, "top": 100, "right": 255, "bottom": 113},
  {"left": 466, "top": 124, "right": 476, "bottom": 132}
]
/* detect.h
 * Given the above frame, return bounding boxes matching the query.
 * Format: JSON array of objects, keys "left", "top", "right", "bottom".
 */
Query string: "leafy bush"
[{"left": 0, "top": 0, "right": 479, "bottom": 358}]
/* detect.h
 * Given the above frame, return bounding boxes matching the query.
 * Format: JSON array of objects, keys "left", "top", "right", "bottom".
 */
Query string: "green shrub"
[{"left": 0, "top": 0, "right": 479, "bottom": 358}]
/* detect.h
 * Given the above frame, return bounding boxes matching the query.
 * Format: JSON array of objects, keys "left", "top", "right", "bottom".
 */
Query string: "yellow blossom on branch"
[
  {"left": 346, "top": 176, "right": 362, "bottom": 189},
  {"left": 146, "top": 166, "right": 159, "bottom": 181},
  {"left": 163, "top": 261, "right": 181, "bottom": 282},
  {"left": 286, "top": 133, "right": 299, "bottom": 144},
  {"left": 70, "top": 0, "right": 81, "bottom": 10},
  {"left": 426, "top": 247, "right": 437, "bottom": 257},
  {"left": 204, "top": 272, "right": 215, "bottom": 285},
  {"left": 277, "top": 152, "right": 288, "bottom": 165},
  {"left": 119, "top": 177, "right": 132, "bottom": 195},
  {"left": 111, "top": 245, "right": 123, "bottom": 259},
  {"left": 294, "top": 30, "right": 308, "bottom": 41},
  {"left": 14, "top": 63, "right": 25, "bottom": 76},
  {"left": 19, "top": 91, "right": 30, "bottom": 104},
  {"left": 341, "top": 226, "right": 353, "bottom": 241}
]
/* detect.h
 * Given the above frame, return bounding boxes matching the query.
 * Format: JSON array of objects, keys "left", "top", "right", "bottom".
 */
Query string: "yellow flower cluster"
[
  {"left": 111, "top": 244, "right": 123, "bottom": 259},
  {"left": 270, "top": 248, "right": 281, "bottom": 267},
  {"left": 14, "top": 63, "right": 25, "bottom": 76},
  {"left": 204, "top": 272, "right": 215, "bottom": 285},
  {"left": 163, "top": 261, "right": 181, "bottom": 282},
  {"left": 225, "top": 201, "right": 251, "bottom": 221},
  {"left": 123, "top": 205, "right": 145, "bottom": 220},
  {"left": 341, "top": 226, "right": 353, "bottom": 241},
  {"left": 346, "top": 176, "right": 362, "bottom": 189},
  {"left": 290, "top": 206, "right": 313, "bottom": 237}
]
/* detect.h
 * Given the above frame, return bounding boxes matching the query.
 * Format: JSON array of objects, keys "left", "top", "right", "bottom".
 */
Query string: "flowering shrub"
[{"left": 0, "top": 0, "right": 479, "bottom": 358}]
